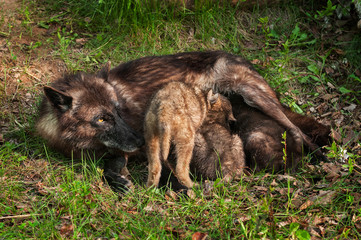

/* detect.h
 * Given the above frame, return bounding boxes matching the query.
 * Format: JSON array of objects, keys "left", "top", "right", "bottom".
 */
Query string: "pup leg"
[
  {"left": 175, "top": 141, "right": 195, "bottom": 188},
  {"left": 221, "top": 135, "right": 245, "bottom": 182},
  {"left": 146, "top": 136, "right": 162, "bottom": 188}
]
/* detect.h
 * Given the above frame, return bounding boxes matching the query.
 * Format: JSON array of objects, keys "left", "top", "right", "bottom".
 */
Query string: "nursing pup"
[
  {"left": 144, "top": 82, "right": 219, "bottom": 188},
  {"left": 36, "top": 63, "right": 144, "bottom": 192},
  {"left": 190, "top": 94, "right": 245, "bottom": 182},
  {"left": 230, "top": 95, "right": 331, "bottom": 172}
]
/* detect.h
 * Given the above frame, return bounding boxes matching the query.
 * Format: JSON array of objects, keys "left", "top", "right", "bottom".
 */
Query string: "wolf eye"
[{"left": 98, "top": 118, "right": 104, "bottom": 123}]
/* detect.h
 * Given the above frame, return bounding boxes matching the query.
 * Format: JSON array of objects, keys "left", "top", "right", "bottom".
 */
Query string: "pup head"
[{"left": 206, "top": 90, "right": 236, "bottom": 128}]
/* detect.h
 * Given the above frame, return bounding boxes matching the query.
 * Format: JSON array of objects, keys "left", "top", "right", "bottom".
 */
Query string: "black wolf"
[
  {"left": 37, "top": 51, "right": 327, "bottom": 191},
  {"left": 36, "top": 63, "right": 144, "bottom": 192}
]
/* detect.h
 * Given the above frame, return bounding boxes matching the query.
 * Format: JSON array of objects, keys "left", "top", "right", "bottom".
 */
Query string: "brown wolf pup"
[
  {"left": 158, "top": 93, "right": 245, "bottom": 190},
  {"left": 145, "top": 82, "right": 219, "bottom": 188},
  {"left": 190, "top": 94, "right": 245, "bottom": 182},
  {"left": 36, "top": 63, "right": 145, "bottom": 192},
  {"left": 229, "top": 95, "right": 331, "bottom": 172}
]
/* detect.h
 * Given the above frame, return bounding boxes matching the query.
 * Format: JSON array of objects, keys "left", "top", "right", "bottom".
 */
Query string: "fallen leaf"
[
  {"left": 234, "top": 215, "right": 251, "bottom": 224},
  {"left": 327, "top": 82, "right": 335, "bottom": 89},
  {"left": 312, "top": 216, "right": 325, "bottom": 225},
  {"left": 343, "top": 104, "right": 357, "bottom": 112},
  {"left": 270, "top": 179, "right": 278, "bottom": 187},
  {"left": 309, "top": 227, "right": 322, "bottom": 238},
  {"left": 187, "top": 189, "right": 196, "bottom": 199},
  {"left": 310, "top": 190, "right": 337, "bottom": 205},
  {"left": 331, "top": 129, "right": 342, "bottom": 143},
  {"left": 60, "top": 224, "right": 73, "bottom": 236},
  {"left": 251, "top": 59, "right": 261, "bottom": 65},
  {"left": 343, "top": 130, "right": 357, "bottom": 145},
  {"left": 300, "top": 199, "right": 313, "bottom": 211},
  {"left": 192, "top": 232, "right": 207, "bottom": 240},
  {"left": 75, "top": 38, "right": 87, "bottom": 45},
  {"left": 276, "top": 174, "right": 296, "bottom": 182},
  {"left": 322, "top": 163, "right": 341, "bottom": 180}
]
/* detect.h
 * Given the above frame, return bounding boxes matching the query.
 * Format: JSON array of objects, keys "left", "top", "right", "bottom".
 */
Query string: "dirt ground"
[{"left": 0, "top": 0, "right": 66, "bottom": 139}]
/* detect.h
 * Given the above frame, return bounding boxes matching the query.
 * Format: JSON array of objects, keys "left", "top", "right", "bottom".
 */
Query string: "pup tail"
[{"left": 160, "top": 124, "right": 172, "bottom": 162}]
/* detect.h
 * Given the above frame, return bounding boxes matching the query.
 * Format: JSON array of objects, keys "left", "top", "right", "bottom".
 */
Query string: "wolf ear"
[
  {"left": 44, "top": 86, "right": 73, "bottom": 112},
  {"left": 97, "top": 61, "right": 111, "bottom": 80},
  {"left": 207, "top": 89, "right": 219, "bottom": 105}
]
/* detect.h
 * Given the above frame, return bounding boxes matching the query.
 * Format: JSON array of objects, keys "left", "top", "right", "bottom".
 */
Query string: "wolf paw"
[{"left": 104, "top": 173, "right": 133, "bottom": 194}]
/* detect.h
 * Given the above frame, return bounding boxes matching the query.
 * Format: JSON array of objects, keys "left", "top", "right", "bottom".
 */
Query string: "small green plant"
[
  {"left": 314, "top": 0, "right": 337, "bottom": 19},
  {"left": 289, "top": 222, "right": 311, "bottom": 240}
]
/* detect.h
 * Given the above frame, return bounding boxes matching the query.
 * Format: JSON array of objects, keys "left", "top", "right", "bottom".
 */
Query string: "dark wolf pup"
[
  {"left": 144, "top": 82, "right": 218, "bottom": 188},
  {"left": 230, "top": 95, "right": 331, "bottom": 172},
  {"left": 36, "top": 63, "right": 144, "bottom": 192}
]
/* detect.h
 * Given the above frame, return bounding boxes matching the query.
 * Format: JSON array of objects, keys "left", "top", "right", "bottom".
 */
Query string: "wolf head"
[{"left": 37, "top": 63, "right": 144, "bottom": 157}]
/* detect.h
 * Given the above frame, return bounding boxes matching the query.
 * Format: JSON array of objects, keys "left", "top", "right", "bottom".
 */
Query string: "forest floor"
[{"left": 1, "top": 0, "right": 361, "bottom": 239}]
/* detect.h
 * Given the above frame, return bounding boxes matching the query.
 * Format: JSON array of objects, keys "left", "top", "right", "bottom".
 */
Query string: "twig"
[
  {"left": 0, "top": 214, "right": 41, "bottom": 220},
  {"left": 25, "top": 71, "right": 42, "bottom": 83},
  {"left": 0, "top": 31, "right": 9, "bottom": 37}
]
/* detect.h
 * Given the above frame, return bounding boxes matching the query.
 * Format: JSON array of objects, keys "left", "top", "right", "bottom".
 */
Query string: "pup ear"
[
  {"left": 228, "top": 112, "right": 236, "bottom": 122},
  {"left": 44, "top": 86, "right": 73, "bottom": 112},
  {"left": 207, "top": 89, "right": 219, "bottom": 105},
  {"left": 97, "top": 61, "right": 111, "bottom": 80}
]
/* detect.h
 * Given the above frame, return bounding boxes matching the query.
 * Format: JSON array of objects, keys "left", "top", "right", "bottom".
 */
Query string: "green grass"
[{"left": 1, "top": 0, "right": 360, "bottom": 238}]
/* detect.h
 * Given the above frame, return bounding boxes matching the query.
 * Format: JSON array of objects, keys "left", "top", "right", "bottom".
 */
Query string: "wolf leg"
[{"left": 103, "top": 156, "right": 133, "bottom": 193}]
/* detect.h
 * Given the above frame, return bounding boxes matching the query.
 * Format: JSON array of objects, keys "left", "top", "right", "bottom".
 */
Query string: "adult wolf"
[
  {"left": 36, "top": 63, "right": 144, "bottom": 192},
  {"left": 37, "top": 51, "right": 326, "bottom": 191}
]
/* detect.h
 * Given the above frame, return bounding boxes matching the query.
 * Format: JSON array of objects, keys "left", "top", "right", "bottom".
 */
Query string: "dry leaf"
[
  {"left": 310, "top": 190, "right": 337, "bottom": 205},
  {"left": 331, "top": 129, "right": 342, "bottom": 143},
  {"left": 312, "top": 216, "right": 325, "bottom": 225},
  {"left": 343, "top": 104, "right": 357, "bottom": 112},
  {"left": 75, "top": 38, "right": 87, "bottom": 45},
  {"left": 60, "top": 224, "right": 73, "bottom": 236},
  {"left": 300, "top": 199, "right": 313, "bottom": 210},
  {"left": 192, "top": 232, "right": 207, "bottom": 240},
  {"left": 251, "top": 59, "right": 261, "bottom": 65}
]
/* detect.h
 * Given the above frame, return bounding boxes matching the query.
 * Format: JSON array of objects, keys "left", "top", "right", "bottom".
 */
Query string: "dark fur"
[
  {"left": 36, "top": 64, "right": 144, "bottom": 192},
  {"left": 230, "top": 95, "right": 331, "bottom": 172}
]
